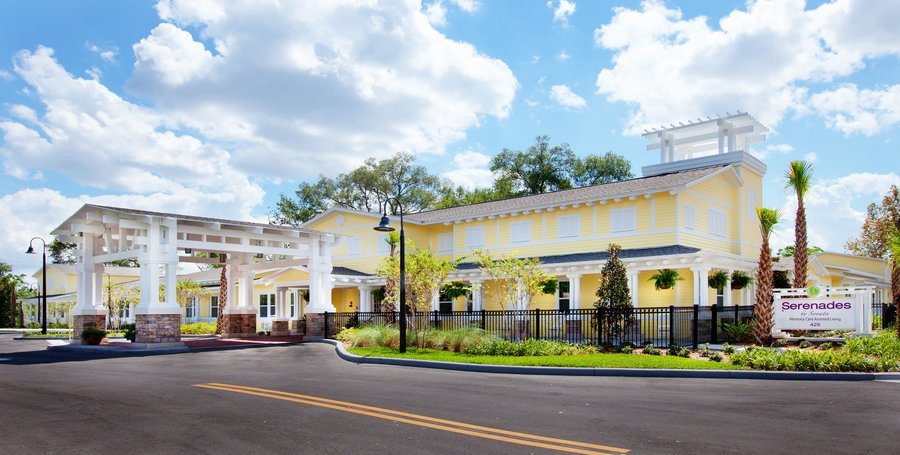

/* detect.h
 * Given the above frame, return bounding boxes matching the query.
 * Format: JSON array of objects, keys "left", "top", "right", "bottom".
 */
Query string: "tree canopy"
[
  {"left": 845, "top": 185, "right": 900, "bottom": 259},
  {"left": 272, "top": 138, "right": 633, "bottom": 224}
]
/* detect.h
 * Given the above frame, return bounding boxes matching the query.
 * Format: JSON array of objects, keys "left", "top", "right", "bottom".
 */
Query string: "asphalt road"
[{"left": 0, "top": 332, "right": 897, "bottom": 455}]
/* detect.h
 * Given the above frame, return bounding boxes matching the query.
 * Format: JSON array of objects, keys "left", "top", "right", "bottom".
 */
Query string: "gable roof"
[{"left": 405, "top": 165, "right": 729, "bottom": 224}]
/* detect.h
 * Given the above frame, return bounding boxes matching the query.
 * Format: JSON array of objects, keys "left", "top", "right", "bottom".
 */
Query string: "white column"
[
  {"left": 357, "top": 285, "right": 370, "bottom": 312},
  {"left": 628, "top": 270, "right": 640, "bottom": 307},
  {"left": 723, "top": 269, "right": 733, "bottom": 307},
  {"left": 431, "top": 291, "right": 440, "bottom": 311},
  {"left": 567, "top": 274, "right": 581, "bottom": 310},
  {"left": 471, "top": 281, "right": 483, "bottom": 311},
  {"left": 74, "top": 235, "right": 104, "bottom": 316},
  {"left": 307, "top": 236, "right": 336, "bottom": 313},
  {"left": 691, "top": 267, "right": 710, "bottom": 306},
  {"left": 224, "top": 259, "right": 238, "bottom": 314},
  {"left": 275, "top": 288, "right": 287, "bottom": 321},
  {"left": 240, "top": 267, "right": 255, "bottom": 313}
]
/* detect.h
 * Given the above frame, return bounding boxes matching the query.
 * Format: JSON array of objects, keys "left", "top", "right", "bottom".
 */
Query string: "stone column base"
[
  {"left": 135, "top": 314, "right": 181, "bottom": 344},
  {"left": 305, "top": 313, "right": 326, "bottom": 337},
  {"left": 291, "top": 318, "right": 306, "bottom": 335},
  {"left": 221, "top": 313, "right": 258, "bottom": 338},
  {"left": 74, "top": 314, "right": 108, "bottom": 345},
  {"left": 271, "top": 320, "right": 290, "bottom": 336}
]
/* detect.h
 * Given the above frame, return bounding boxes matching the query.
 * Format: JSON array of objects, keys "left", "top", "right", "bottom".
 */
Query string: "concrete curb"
[
  {"left": 47, "top": 343, "right": 189, "bottom": 355},
  {"left": 318, "top": 339, "right": 900, "bottom": 381}
]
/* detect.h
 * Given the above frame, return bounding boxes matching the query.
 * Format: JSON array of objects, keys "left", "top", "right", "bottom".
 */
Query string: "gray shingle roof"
[
  {"left": 406, "top": 165, "right": 727, "bottom": 224},
  {"left": 333, "top": 266, "right": 372, "bottom": 277},
  {"left": 455, "top": 245, "right": 701, "bottom": 270}
]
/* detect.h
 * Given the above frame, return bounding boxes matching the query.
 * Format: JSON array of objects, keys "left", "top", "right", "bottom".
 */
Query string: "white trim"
[{"left": 684, "top": 189, "right": 732, "bottom": 209}]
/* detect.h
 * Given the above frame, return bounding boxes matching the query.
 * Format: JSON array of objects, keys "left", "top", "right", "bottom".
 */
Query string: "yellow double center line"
[{"left": 195, "top": 383, "right": 630, "bottom": 455}]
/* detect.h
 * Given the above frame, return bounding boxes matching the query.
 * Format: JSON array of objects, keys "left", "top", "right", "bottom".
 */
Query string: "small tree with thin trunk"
[
  {"left": 593, "top": 244, "right": 633, "bottom": 342},
  {"left": 753, "top": 207, "right": 780, "bottom": 345},
  {"left": 785, "top": 160, "right": 813, "bottom": 288}
]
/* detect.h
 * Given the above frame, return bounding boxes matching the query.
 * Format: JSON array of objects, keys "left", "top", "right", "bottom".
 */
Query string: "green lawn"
[{"left": 349, "top": 347, "right": 744, "bottom": 370}]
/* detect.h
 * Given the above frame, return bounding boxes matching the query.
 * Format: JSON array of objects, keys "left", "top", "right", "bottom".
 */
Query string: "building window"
[
  {"left": 466, "top": 226, "right": 485, "bottom": 249},
  {"left": 611, "top": 207, "right": 636, "bottom": 232},
  {"left": 210, "top": 296, "right": 219, "bottom": 319},
  {"left": 185, "top": 298, "right": 198, "bottom": 320},
  {"left": 557, "top": 215, "right": 580, "bottom": 239},
  {"left": 684, "top": 205, "right": 695, "bottom": 230},
  {"left": 557, "top": 280, "right": 570, "bottom": 313},
  {"left": 510, "top": 220, "right": 531, "bottom": 243},
  {"left": 259, "top": 293, "right": 275, "bottom": 318},
  {"left": 437, "top": 232, "right": 453, "bottom": 254},
  {"left": 347, "top": 237, "right": 361, "bottom": 256},
  {"left": 289, "top": 292, "right": 295, "bottom": 318},
  {"left": 716, "top": 287, "right": 725, "bottom": 306},
  {"left": 438, "top": 290, "right": 453, "bottom": 314},
  {"left": 708, "top": 208, "right": 726, "bottom": 237}
]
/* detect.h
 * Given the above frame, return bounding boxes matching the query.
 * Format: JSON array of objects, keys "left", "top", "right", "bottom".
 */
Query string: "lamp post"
[
  {"left": 373, "top": 198, "right": 406, "bottom": 353},
  {"left": 26, "top": 237, "right": 48, "bottom": 335}
]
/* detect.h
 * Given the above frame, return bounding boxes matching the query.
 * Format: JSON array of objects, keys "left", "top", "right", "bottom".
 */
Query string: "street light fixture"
[
  {"left": 26, "top": 237, "right": 48, "bottom": 335},
  {"left": 373, "top": 198, "right": 406, "bottom": 353}
]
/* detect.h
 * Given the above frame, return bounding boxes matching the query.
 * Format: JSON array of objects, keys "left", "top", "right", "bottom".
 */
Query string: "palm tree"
[
  {"left": 890, "top": 228, "right": 900, "bottom": 336},
  {"left": 753, "top": 207, "right": 780, "bottom": 345},
  {"left": 785, "top": 160, "right": 813, "bottom": 289},
  {"left": 216, "top": 265, "right": 227, "bottom": 335}
]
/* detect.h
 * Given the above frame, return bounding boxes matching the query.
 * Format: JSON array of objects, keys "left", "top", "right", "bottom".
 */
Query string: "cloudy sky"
[{"left": 1, "top": 0, "right": 898, "bottom": 274}]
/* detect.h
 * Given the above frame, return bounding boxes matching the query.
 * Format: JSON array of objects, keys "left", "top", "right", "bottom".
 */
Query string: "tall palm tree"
[
  {"left": 890, "top": 228, "right": 900, "bottom": 336},
  {"left": 216, "top": 265, "right": 227, "bottom": 335},
  {"left": 753, "top": 207, "right": 780, "bottom": 345},
  {"left": 784, "top": 160, "right": 813, "bottom": 289}
]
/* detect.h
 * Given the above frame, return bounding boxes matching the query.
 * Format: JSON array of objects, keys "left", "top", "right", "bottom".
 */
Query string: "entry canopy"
[{"left": 51, "top": 204, "right": 338, "bottom": 266}]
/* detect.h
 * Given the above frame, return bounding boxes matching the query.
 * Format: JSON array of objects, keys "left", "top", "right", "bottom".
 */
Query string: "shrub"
[
  {"left": 728, "top": 345, "right": 899, "bottom": 372},
  {"left": 798, "top": 339, "right": 812, "bottom": 349},
  {"left": 722, "top": 343, "right": 735, "bottom": 355},
  {"left": 122, "top": 323, "right": 136, "bottom": 342},
  {"left": 708, "top": 351, "right": 724, "bottom": 362},
  {"left": 819, "top": 341, "right": 833, "bottom": 350},
  {"left": 642, "top": 343, "right": 661, "bottom": 355},
  {"left": 722, "top": 320, "right": 754, "bottom": 343},
  {"left": 699, "top": 343, "right": 712, "bottom": 358},
  {"left": 771, "top": 339, "right": 787, "bottom": 347},
  {"left": 620, "top": 345, "right": 634, "bottom": 354},
  {"left": 668, "top": 344, "right": 690, "bottom": 358},
  {"left": 181, "top": 322, "right": 217, "bottom": 335},
  {"left": 463, "top": 338, "right": 589, "bottom": 356},
  {"left": 80, "top": 323, "right": 107, "bottom": 345}
]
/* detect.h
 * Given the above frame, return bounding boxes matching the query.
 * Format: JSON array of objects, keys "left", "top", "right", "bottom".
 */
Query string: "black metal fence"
[
  {"left": 324, "top": 302, "right": 894, "bottom": 348},
  {"left": 325, "top": 305, "right": 756, "bottom": 348}
]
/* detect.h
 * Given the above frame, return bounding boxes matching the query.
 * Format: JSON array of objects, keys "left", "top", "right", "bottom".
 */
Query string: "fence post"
[
  {"left": 535, "top": 308, "right": 541, "bottom": 339},
  {"left": 691, "top": 304, "right": 699, "bottom": 349},
  {"left": 668, "top": 305, "right": 675, "bottom": 347},
  {"left": 597, "top": 307, "right": 604, "bottom": 346},
  {"left": 480, "top": 309, "right": 486, "bottom": 330},
  {"left": 711, "top": 303, "right": 718, "bottom": 344},
  {"left": 432, "top": 310, "right": 439, "bottom": 329},
  {"left": 324, "top": 311, "right": 330, "bottom": 338},
  {"left": 734, "top": 304, "right": 739, "bottom": 324}
]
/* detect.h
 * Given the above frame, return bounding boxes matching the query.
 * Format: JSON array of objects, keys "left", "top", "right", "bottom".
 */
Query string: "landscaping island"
[{"left": 338, "top": 325, "right": 900, "bottom": 373}]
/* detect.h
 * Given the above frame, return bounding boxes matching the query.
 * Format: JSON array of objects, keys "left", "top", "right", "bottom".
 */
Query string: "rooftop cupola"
[{"left": 641, "top": 112, "right": 768, "bottom": 177}]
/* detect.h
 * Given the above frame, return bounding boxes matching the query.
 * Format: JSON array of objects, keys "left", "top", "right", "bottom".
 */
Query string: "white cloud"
[
  {"left": 85, "top": 66, "right": 102, "bottom": 80},
  {"left": 593, "top": 0, "right": 900, "bottom": 135},
  {"left": 449, "top": 0, "right": 480, "bottom": 13},
  {"left": 550, "top": 84, "right": 586, "bottom": 109},
  {"left": 442, "top": 150, "right": 493, "bottom": 189},
  {"left": 809, "top": 83, "right": 900, "bottom": 136},
  {"left": 547, "top": 0, "right": 576, "bottom": 28},
  {"left": 750, "top": 143, "right": 793, "bottom": 161},
  {"left": 0, "top": 70, "right": 13, "bottom": 81},
  {"left": 804, "top": 152, "right": 818, "bottom": 163},
  {"left": 556, "top": 50, "right": 570, "bottom": 62},
  {"left": 531, "top": 56, "right": 540, "bottom": 64},
  {"left": 772, "top": 172, "right": 900, "bottom": 251},
  {"left": 129, "top": 0, "right": 517, "bottom": 178},
  {"left": 425, "top": 1, "right": 448, "bottom": 27},
  {"left": 0, "top": 46, "right": 264, "bottom": 217},
  {"left": 86, "top": 42, "right": 118, "bottom": 62}
]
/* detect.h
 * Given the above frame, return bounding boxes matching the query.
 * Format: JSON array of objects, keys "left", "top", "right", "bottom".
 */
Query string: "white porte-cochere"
[{"left": 51, "top": 204, "right": 341, "bottom": 343}]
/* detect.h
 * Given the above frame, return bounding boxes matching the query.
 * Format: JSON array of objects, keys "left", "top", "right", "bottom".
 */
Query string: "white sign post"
[{"left": 773, "top": 286, "right": 873, "bottom": 335}]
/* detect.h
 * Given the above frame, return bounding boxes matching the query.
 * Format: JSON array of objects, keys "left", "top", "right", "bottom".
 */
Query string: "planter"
[{"left": 82, "top": 334, "right": 105, "bottom": 345}]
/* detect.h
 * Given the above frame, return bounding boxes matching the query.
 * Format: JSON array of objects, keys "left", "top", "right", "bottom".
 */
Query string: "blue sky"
[{"left": 1, "top": 0, "right": 898, "bottom": 274}]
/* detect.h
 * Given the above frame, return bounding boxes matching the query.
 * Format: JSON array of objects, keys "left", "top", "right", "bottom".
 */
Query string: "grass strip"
[{"left": 349, "top": 347, "right": 744, "bottom": 370}]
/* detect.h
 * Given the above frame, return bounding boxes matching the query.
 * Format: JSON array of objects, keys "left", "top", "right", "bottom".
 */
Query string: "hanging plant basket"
[
  {"left": 649, "top": 269, "right": 683, "bottom": 291},
  {"left": 730, "top": 271, "right": 754, "bottom": 290},
  {"left": 708, "top": 270, "right": 729, "bottom": 291}
]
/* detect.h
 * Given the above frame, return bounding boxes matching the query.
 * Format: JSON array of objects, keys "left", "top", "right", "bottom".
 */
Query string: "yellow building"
[{"left": 23, "top": 264, "right": 140, "bottom": 326}]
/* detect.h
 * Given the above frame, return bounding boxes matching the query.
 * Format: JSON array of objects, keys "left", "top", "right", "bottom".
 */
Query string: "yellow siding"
[{"left": 816, "top": 253, "right": 888, "bottom": 278}]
